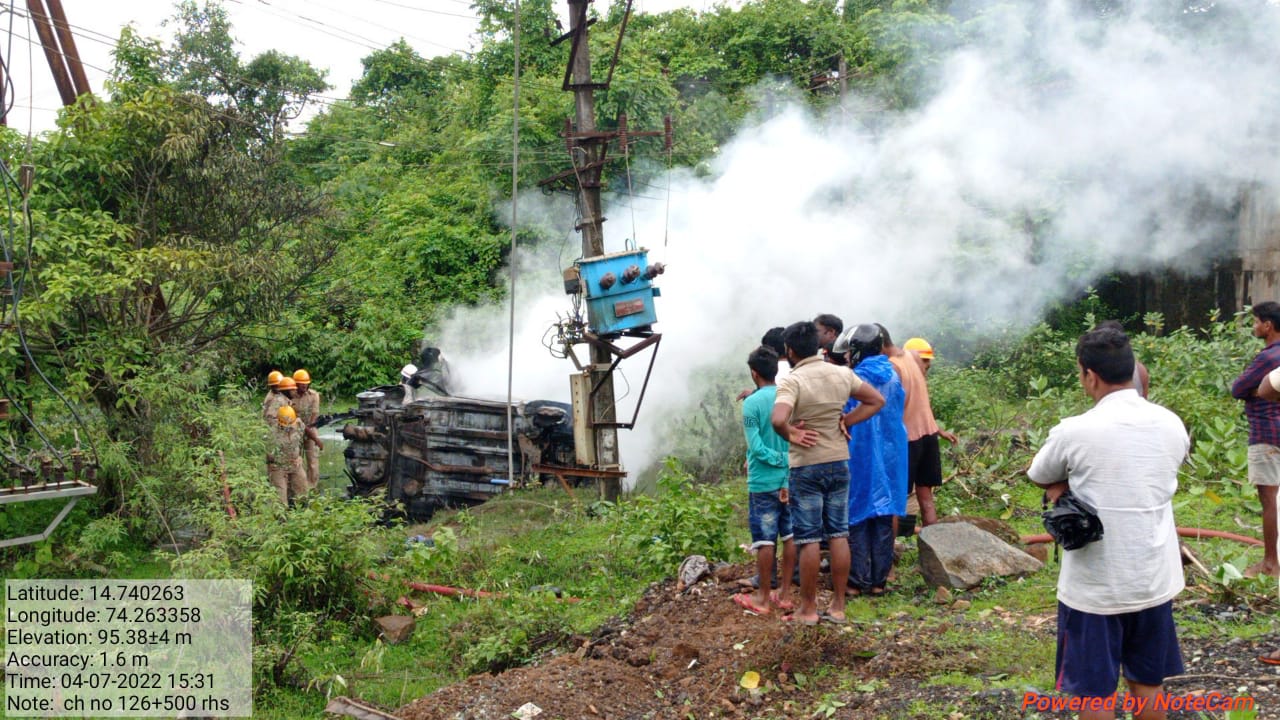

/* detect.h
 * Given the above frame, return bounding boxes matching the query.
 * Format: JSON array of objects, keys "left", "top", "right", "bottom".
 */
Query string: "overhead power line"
[{"left": 227, "top": 0, "right": 475, "bottom": 55}]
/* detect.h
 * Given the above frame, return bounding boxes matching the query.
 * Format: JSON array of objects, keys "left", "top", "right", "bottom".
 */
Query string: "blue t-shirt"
[{"left": 743, "top": 385, "right": 789, "bottom": 492}]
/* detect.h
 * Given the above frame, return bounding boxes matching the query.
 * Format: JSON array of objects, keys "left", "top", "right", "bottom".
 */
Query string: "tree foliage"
[
  {"left": 1, "top": 0, "right": 959, "bottom": 533},
  {"left": 1, "top": 4, "right": 333, "bottom": 512},
  {"left": 281, "top": 0, "right": 959, "bottom": 395}
]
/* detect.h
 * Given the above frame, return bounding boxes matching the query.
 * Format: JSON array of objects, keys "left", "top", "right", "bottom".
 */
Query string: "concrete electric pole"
[
  {"left": 538, "top": 0, "right": 667, "bottom": 502},
  {"left": 564, "top": 0, "right": 621, "bottom": 496}
]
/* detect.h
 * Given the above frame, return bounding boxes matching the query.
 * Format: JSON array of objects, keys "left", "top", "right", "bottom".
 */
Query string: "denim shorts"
[
  {"left": 748, "top": 490, "right": 793, "bottom": 549},
  {"left": 788, "top": 460, "right": 850, "bottom": 544}
]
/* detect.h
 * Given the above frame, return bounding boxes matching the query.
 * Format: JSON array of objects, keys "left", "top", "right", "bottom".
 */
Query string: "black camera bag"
[{"left": 1041, "top": 488, "right": 1104, "bottom": 551}]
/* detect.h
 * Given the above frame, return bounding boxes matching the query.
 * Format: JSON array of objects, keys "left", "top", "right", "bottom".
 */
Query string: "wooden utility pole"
[
  {"left": 26, "top": 0, "right": 76, "bottom": 107},
  {"left": 565, "top": 0, "right": 621, "bottom": 498},
  {"left": 26, "top": 0, "right": 92, "bottom": 106},
  {"left": 44, "top": 0, "right": 92, "bottom": 97}
]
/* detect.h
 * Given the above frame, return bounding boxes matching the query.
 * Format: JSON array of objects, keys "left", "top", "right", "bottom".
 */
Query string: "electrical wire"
[
  {"left": 228, "top": 0, "right": 475, "bottom": 54},
  {"left": 367, "top": 0, "right": 476, "bottom": 13},
  {"left": 623, "top": 129, "right": 638, "bottom": 248},
  {"left": 1, "top": 27, "right": 353, "bottom": 138},
  {"left": 0, "top": 3, "right": 77, "bottom": 471},
  {"left": 0, "top": 160, "right": 99, "bottom": 467},
  {"left": 3, "top": 28, "right": 351, "bottom": 113},
  {"left": 505, "top": 0, "right": 521, "bottom": 487},
  {"left": 256, "top": 0, "right": 474, "bottom": 57},
  {"left": 2, "top": 0, "right": 16, "bottom": 123},
  {"left": 663, "top": 123, "right": 672, "bottom": 247}
]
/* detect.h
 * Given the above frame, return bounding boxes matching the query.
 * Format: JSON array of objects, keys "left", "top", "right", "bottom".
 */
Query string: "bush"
[
  {"left": 174, "top": 495, "right": 399, "bottom": 688},
  {"left": 454, "top": 592, "right": 572, "bottom": 673},
  {"left": 617, "top": 458, "right": 738, "bottom": 572},
  {"left": 657, "top": 366, "right": 749, "bottom": 484}
]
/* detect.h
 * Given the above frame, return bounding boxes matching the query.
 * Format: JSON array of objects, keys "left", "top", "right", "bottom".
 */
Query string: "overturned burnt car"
[{"left": 335, "top": 354, "right": 579, "bottom": 521}]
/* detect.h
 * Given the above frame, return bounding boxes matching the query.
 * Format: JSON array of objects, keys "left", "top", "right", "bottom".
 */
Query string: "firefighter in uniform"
[
  {"left": 265, "top": 376, "right": 298, "bottom": 428},
  {"left": 291, "top": 369, "right": 324, "bottom": 491},
  {"left": 261, "top": 370, "right": 284, "bottom": 424},
  {"left": 267, "top": 405, "right": 307, "bottom": 505}
]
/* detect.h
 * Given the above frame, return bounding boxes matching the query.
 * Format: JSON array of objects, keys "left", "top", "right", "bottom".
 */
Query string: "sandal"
[
  {"left": 1259, "top": 651, "right": 1280, "bottom": 666},
  {"left": 732, "top": 593, "right": 770, "bottom": 615},
  {"left": 770, "top": 590, "right": 795, "bottom": 611},
  {"left": 868, "top": 586, "right": 888, "bottom": 597}
]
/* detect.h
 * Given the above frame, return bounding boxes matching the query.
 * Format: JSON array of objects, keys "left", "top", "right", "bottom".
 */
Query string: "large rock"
[
  {"left": 935, "top": 514, "right": 1023, "bottom": 546},
  {"left": 374, "top": 615, "right": 415, "bottom": 645},
  {"left": 918, "top": 522, "right": 1044, "bottom": 589}
]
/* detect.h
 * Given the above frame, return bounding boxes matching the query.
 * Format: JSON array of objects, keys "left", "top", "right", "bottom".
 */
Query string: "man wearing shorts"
[
  {"left": 882, "top": 327, "right": 955, "bottom": 526},
  {"left": 771, "top": 321, "right": 884, "bottom": 625},
  {"left": 1231, "top": 301, "right": 1280, "bottom": 578},
  {"left": 1255, "top": 365, "right": 1280, "bottom": 664},
  {"left": 1029, "top": 327, "right": 1188, "bottom": 718},
  {"left": 734, "top": 346, "right": 795, "bottom": 615}
]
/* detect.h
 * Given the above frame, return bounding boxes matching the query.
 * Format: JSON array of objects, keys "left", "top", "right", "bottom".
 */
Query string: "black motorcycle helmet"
[{"left": 833, "top": 323, "right": 883, "bottom": 366}]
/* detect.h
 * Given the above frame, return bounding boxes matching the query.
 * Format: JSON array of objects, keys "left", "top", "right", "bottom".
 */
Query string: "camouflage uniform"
[
  {"left": 263, "top": 390, "right": 291, "bottom": 427},
  {"left": 293, "top": 387, "right": 322, "bottom": 491},
  {"left": 266, "top": 418, "right": 306, "bottom": 505}
]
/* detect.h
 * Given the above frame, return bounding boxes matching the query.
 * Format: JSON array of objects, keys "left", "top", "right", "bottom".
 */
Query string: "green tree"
[
  {"left": 161, "top": 1, "right": 329, "bottom": 139},
  {"left": 5, "top": 20, "right": 334, "bottom": 511}
]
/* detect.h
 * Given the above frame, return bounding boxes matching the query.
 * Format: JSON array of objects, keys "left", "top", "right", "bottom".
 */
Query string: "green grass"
[
  {"left": 251, "top": 480, "right": 743, "bottom": 717},
  {"left": 10, "top": 319, "right": 1278, "bottom": 719}
]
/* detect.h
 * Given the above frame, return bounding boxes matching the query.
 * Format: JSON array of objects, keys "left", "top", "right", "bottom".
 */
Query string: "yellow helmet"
[
  {"left": 903, "top": 337, "right": 934, "bottom": 360},
  {"left": 267, "top": 370, "right": 284, "bottom": 387},
  {"left": 293, "top": 369, "right": 311, "bottom": 384},
  {"left": 277, "top": 376, "right": 297, "bottom": 392},
  {"left": 277, "top": 405, "right": 297, "bottom": 425}
]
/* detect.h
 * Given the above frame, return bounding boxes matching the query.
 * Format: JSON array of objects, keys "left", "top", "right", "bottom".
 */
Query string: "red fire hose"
[
  {"left": 406, "top": 582, "right": 500, "bottom": 599},
  {"left": 1020, "top": 527, "right": 1262, "bottom": 547},
  {"left": 405, "top": 581, "right": 582, "bottom": 603}
]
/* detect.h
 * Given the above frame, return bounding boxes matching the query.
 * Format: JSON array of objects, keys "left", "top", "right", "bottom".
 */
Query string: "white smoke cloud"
[{"left": 439, "top": 0, "right": 1280, "bottom": 473}]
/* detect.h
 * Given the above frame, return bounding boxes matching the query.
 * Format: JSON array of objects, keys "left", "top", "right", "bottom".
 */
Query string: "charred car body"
[{"left": 337, "top": 351, "right": 579, "bottom": 521}]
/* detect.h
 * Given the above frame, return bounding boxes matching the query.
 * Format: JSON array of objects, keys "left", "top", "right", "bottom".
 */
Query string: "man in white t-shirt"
[{"left": 1028, "top": 326, "right": 1188, "bottom": 719}]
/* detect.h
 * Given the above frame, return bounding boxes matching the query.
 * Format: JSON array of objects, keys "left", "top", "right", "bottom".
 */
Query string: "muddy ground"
[{"left": 395, "top": 567, "right": 1280, "bottom": 720}]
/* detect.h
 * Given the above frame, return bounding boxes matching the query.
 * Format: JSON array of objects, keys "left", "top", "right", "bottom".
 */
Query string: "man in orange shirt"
[{"left": 879, "top": 327, "right": 955, "bottom": 526}]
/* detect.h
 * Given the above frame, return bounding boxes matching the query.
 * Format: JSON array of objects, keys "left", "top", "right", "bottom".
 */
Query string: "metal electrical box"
[
  {"left": 569, "top": 371, "right": 597, "bottom": 466},
  {"left": 576, "top": 249, "right": 662, "bottom": 335}
]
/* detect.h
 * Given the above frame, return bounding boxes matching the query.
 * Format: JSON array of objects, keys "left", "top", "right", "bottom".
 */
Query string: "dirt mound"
[
  {"left": 397, "top": 566, "right": 876, "bottom": 720},
  {"left": 395, "top": 569, "right": 1280, "bottom": 720}
]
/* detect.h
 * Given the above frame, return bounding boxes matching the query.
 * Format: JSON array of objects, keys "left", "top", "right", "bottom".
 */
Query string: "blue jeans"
[
  {"left": 848, "top": 515, "right": 894, "bottom": 590},
  {"left": 789, "top": 460, "right": 850, "bottom": 544},
  {"left": 748, "top": 490, "right": 793, "bottom": 549}
]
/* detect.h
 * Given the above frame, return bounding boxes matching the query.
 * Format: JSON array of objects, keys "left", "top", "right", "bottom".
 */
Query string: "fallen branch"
[{"left": 1180, "top": 543, "right": 1212, "bottom": 578}]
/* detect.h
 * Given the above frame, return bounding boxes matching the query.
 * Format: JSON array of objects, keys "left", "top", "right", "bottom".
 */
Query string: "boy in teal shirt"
[{"left": 734, "top": 346, "right": 795, "bottom": 615}]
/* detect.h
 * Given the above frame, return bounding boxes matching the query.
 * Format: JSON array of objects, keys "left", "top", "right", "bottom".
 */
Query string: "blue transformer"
[{"left": 576, "top": 249, "right": 662, "bottom": 335}]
